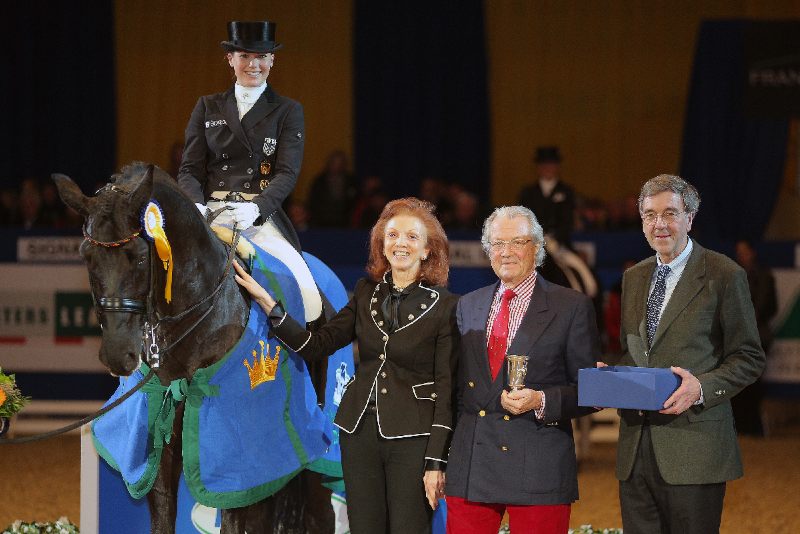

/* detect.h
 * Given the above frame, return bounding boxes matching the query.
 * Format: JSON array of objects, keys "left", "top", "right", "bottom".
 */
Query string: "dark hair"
[
  {"left": 638, "top": 174, "right": 701, "bottom": 215},
  {"left": 366, "top": 197, "right": 449, "bottom": 286}
]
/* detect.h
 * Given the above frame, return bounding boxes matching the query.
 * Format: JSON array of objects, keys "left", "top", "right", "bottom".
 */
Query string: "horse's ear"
[
  {"left": 129, "top": 164, "right": 155, "bottom": 212},
  {"left": 52, "top": 173, "right": 92, "bottom": 217}
]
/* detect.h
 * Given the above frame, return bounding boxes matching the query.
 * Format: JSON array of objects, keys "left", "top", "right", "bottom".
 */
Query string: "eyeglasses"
[
  {"left": 641, "top": 210, "right": 684, "bottom": 226},
  {"left": 489, "top": 238, "right": 532, "bottom": 252}
]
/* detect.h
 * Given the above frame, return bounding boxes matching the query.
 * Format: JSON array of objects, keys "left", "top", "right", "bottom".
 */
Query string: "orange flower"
[{"left": 0, "top": 388, "right": 6, "bottom": 406}]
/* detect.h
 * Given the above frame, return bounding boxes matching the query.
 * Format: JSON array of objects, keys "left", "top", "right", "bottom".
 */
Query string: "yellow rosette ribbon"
[{"left": 143, "top": 202, "right": 173, "bottom": 303}]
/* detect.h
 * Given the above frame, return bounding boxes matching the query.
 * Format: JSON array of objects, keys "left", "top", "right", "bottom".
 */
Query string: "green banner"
[{"left": 55, "top": 292, "right": 101, "bottom": 337}]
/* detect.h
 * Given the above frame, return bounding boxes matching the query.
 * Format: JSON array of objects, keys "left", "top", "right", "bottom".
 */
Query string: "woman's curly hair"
[{"left": 366, "top": 197, "right": 449, "bottom": 286}]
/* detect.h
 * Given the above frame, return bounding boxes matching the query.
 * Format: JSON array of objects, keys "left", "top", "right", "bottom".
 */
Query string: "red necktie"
[{"left": 488, "top": 289, "right": 516, "bottom": 380}]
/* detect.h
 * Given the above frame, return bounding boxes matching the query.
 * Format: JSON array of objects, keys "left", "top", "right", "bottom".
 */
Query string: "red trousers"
[{"left": 445, "top": 495, "right": 570, "bottom": 534}]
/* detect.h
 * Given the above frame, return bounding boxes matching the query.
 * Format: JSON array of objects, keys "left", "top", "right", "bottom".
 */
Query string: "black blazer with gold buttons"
[
  {"left": 445, "top": 276, "right": 599, "bottom": 505},
  {"left": 271, "top": 272, "right": 459, "bottom": 464},
  {"left": 177, "top": 84, "right": 303, "bottom": 250}
]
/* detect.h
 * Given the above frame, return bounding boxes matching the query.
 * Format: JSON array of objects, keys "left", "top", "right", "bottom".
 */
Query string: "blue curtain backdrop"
[
  {"left": 2, "top": 3, "right": 116, "bottom": 192},
  {"left": 353, "top": 0, "right": 490, "bottom": 199},
  {"left": 680, "top": 20, "right": 790, "bottom": 241}
]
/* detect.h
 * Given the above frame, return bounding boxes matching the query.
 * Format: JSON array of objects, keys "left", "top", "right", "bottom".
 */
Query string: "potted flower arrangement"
[
  {"left": 0, "top": 367, "right": 30, "bottom": 437},
  {"left": 2, "top": 517, "right": 79, "bottom": 534}
]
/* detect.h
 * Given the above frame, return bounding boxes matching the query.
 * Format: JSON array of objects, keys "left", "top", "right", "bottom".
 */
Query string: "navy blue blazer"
[{"left": 445, "top": 276, "right": 599, "bottom": 505}]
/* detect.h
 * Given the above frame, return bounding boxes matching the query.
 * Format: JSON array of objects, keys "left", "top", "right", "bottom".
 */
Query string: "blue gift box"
[{"left": 578, "top": 366, "right": 681, "bottom": 411}]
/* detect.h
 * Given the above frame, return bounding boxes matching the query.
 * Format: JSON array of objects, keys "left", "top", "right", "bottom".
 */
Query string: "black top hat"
[
  {"left": 221, "top": 21, "right": 283, "bottom": 53},
  {"left": 534, "top": 146, "right": 562, "bottom": 163}
]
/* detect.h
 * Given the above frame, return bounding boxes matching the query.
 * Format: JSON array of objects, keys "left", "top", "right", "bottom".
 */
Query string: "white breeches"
[{"left": 209, "top": 202, "right": 322, "bottom": 323}]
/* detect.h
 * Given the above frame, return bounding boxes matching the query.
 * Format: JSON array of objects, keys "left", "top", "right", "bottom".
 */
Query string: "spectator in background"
[
  {"left": 518, "top": 146, "right": 575, "bottom": 247},
  {"left": 0, "top": 188, "right": 20, "bottom": 226},
  {"left": 603, "top": 259, "right": 637, "bottom": 356},
  {"left": 307, "top": 150, "right": 358, "bottom": 227},
  {"left": 39, "top": 181, "right": 67, "bottom": 227},
  {"left": 446, "top": 190, "right": 481, "bottom": 231},
  {"left": 731, "top": 240, "right": 778, "bottom": 436},
  {"left": 19, "top": 178, "right": 44, "bottom": 230},
  {"left": 606, "top": 195, "right": 641, "bottom": 231},
  {"left": 576, "top": 196, "right": 608, "bottom": 232},
  {"left": 419, "top": 177, "right": 454, "bottom": 226},
  {"left": 286, "top": 198, "right": 310, "bottom": 232},
  {"left": 351, "top": 175, "right": 388, "bottom": 229},
  {"left": 419, "top": 177, "right": 446, "bottom": 207}
]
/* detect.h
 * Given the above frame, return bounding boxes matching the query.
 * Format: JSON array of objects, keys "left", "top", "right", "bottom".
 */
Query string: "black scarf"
[{"left": 381, "top": 283, "right": 416, "bottom": 333}]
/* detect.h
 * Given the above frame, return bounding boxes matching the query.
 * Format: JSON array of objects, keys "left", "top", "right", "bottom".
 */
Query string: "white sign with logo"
[
  {"left": 448, "top": 241, "right": 490, "bottom": 268},
  {"left": 0, "top": 264, "right": 103, "bottom": 372},
  {"left": 17, "top": 237, "right": 83, "bottom": 262}
]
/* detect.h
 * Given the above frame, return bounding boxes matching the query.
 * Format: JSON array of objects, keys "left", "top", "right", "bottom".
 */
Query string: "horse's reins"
[
  {"left": 143, "top": 217, "right": 242, "bottom": 362},
  {"left": 0, "top": 369, "right": 156, "bottom": 444},
  {"left": 0, "top": 202, "right": 243, "bottom": 445}
]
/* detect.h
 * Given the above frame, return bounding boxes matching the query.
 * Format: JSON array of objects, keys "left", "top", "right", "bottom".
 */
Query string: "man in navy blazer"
[{"left": 445, "top": 206, "right": 599, "bottom": 533}]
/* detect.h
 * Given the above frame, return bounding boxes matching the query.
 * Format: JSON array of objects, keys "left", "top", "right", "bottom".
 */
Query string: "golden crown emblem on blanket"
[{"left": 243, "top": 340, "right": 280, "bottom": 389}]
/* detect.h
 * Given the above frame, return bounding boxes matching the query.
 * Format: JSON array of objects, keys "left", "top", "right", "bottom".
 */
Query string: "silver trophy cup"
[{"left": 506, "top": 355, "right": 529, "bottom": 390}]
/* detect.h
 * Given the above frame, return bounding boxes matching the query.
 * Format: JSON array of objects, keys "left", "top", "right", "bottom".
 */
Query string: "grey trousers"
[{"left": 620, "top": 424, "right": 726, "bottom": 534}]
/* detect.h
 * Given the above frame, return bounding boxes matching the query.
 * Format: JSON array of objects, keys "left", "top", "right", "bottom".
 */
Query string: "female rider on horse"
[
  {"left": 234, "top": 198, "right": 459, "bottom": 534},
  {"left": 177, "top": 20, "right": 321, "bottom": 323}
]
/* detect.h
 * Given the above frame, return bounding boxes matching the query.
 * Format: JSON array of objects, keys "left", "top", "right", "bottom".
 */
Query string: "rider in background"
[
  {"left": 178, "top": 20, "right": 321, "bottom": 323},
  {"left": 234, "top": 198, "right": 459, "bottom": 534}
]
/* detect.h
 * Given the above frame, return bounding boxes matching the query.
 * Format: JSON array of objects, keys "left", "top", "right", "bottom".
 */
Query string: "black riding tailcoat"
[
  {"left": 271, "top": 273, "right": 460, "bottom": 464},
  {"left": 177, "top": 85, "right": 303, "bottom": 250}
]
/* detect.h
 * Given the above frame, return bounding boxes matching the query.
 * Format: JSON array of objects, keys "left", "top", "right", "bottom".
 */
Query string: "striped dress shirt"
[
  {"left": 485, "top": 270, "right": 545, "bottom": 417},
  {"left": 486, "top": 271, "right": 538, "bottom": 346}
]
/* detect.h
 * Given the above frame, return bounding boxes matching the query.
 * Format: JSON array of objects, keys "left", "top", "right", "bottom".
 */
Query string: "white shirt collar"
[
  {"left": 235, "top": 82, "right": 267, "bottom": 104},
  {"left": 539, "top": 178, "right": 558, "bottom": 197},
  {"left": 657, "top": 237, "right": 693, "bottom": 269}
]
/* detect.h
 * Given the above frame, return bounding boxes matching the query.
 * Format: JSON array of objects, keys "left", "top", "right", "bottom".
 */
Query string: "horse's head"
[{"left": 54, "top": 165, "right": 155, "bottom": 376}]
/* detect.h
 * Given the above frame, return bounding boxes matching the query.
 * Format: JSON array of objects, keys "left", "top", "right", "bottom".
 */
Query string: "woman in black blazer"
[
  {"left": 234, "top": 198, "right": 459, "bottom": 534},
  {"left": 177, "top": 20, "right": 322, "bottom": 322}
]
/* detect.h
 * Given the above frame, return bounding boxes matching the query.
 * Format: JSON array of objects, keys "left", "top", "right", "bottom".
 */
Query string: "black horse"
[{"left": 55, "top": 163, "right": 333, "bottom": 534}]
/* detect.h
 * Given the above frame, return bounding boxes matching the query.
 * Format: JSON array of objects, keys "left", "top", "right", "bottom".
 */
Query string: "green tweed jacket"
[{"left": 613, "top": 241, "right": 765, "bottom": 484}]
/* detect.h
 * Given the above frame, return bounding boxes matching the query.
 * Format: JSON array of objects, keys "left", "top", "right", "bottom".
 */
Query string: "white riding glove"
[
  {"left": 195, "top": 203, "right": 209, "bottom": 217},
  {"left": 228, "top": 202, "right": 260, "bottom": 229}
]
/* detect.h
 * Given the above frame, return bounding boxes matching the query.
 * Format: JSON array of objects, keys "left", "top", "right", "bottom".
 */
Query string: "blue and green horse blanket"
[{"left": 92, "top": 242, "right": 353, "bottom": 508}]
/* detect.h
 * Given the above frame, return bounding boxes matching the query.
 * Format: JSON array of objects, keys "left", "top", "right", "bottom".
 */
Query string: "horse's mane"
[
  {"left": 107, "top": 161, "right": 199, "bottom": 226},
  {"left": 94, "top": 161, "right": 222, "bottom": 262},
  {"left": 111, "top": 161, "right": 185, "bottom": 202}
]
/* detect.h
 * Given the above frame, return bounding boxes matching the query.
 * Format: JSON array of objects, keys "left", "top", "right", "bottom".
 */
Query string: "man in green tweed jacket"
[{"left": 610, "top": 174, "right": 765, "bottom": 534}]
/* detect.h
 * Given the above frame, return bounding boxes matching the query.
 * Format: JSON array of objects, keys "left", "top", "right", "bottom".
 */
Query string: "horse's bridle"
[
  {"left": 82, "top": 210, "right": 241, "bottom": 371},
  {"left": 83, "top": 223, "right": 151, "bottom": 315},
  {"left": 1, "top": 187, "right": 242, "bottom": 445}
]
